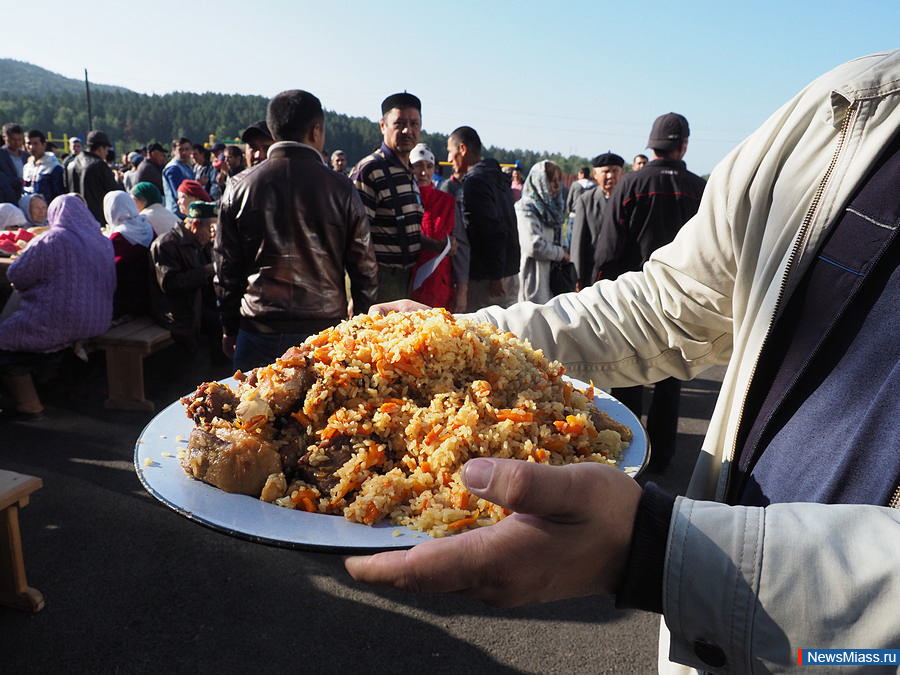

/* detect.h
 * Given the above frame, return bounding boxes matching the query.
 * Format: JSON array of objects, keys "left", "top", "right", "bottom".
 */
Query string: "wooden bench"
[
  {"left": 0, "top": 470, "right": 44, "bottom": 612},
  {"left": 91, "top": 316, "right": 174, "bottom": 412}
]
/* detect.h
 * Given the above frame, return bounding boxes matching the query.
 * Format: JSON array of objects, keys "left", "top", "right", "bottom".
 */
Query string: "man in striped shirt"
[{"left": 351, "top": 93, "right": 444, "bottom": 302}]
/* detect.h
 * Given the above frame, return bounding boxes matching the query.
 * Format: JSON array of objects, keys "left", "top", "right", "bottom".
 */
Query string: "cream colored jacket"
[{"left": 475, "top": 50, "right": 900, "bottom": 673}]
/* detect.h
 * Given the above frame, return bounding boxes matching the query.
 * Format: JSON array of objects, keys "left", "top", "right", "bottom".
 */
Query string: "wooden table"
[{"left": 0, "top": 470, "right": 44, "bottom": 612}]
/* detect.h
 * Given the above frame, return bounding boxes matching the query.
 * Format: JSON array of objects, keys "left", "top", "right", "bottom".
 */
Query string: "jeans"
[{"left": 233, "top": 329, "right": 311, "bottom": 372}]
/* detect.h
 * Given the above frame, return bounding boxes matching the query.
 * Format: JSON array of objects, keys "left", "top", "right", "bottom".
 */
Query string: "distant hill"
[
  {"left": 0, "top": 59, "right": 131, "bottom": 96},
  {"left": 0, "top": 59, "right": 593, "bottom": 173}
]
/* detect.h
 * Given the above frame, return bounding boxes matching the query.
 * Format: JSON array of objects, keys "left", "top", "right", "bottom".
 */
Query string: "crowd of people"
[
  {"left": 3, "top": 49, "right": 899, "bottom": 672},
  {"left": 1, "top": 93, "right": 684, "bottom": 395}
]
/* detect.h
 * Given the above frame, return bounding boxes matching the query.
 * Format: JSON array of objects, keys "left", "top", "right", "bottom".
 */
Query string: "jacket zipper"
[
  {"left": 722, "top": 101, "right": 857, "bottom": 501},
  {"left": 889, "top": 484, "right": 900, "bottom": 509}
]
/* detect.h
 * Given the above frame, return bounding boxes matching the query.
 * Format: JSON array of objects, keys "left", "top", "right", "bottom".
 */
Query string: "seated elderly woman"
[
  {"left": 0, "top": 195, "right": 115, "bottom": 419},
  {"left": 19, "top": 193, "right": 49, "bottom": 228},
  {"left": 131, "top": 181, "right": 180, "bottom": 237},
  {"left": 104, "top": 190, "right": 154, "bottom": 318}
]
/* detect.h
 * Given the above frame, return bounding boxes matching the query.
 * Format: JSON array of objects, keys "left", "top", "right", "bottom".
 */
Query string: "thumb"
[{"left": 462, "top": 457, "right": 608, "bottom": 521}]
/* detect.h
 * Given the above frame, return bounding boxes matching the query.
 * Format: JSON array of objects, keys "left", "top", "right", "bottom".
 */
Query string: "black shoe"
[{"left": 0, "top": 407, "right": 46, "bottom": 422}]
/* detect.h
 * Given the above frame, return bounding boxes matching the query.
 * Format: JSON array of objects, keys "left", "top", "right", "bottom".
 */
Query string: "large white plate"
[{"left": 134, "top": 377, "right": 648, "bottom": 552}]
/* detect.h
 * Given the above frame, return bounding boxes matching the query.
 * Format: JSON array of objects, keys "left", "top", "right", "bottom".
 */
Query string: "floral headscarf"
[
  {"left": 104, "top": 190, "right": 154, "bottom": 247},
  {"left": 519, "top": 160, "right": 564, "bottom": 229}
]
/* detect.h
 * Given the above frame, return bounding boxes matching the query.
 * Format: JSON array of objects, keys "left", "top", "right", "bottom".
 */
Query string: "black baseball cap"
[{"left": 647, "top": 113, "right": 690, "bottom": 151}]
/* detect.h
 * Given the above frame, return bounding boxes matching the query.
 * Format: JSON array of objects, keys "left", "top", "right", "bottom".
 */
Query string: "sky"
[{"left": 3, "top": 0, "right": 898, "bottom": 175}]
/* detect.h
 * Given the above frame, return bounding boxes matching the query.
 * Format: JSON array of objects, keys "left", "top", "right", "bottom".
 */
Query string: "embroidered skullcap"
[{"left": 187, "top": 201, "right": 218, "bottom": 219}]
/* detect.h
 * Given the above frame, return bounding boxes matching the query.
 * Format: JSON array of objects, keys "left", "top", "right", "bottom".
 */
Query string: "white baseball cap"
[{"left": 409, "top": 143, "right": 435, "bottom": 165}]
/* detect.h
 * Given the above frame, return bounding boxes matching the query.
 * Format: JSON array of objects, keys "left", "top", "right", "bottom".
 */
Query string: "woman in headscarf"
[
  {"left": 408, "top": 144, "right": 458, "bottom": 310},
  {"left": 0, "top": 202, "right": 27, "bottom": 230},
  {"left": 131, "top": 181, "right": 180, "bottom": 237},
  {"left": 0, "top": 195, "right": 115, "bottom": 419},
  {"left": 19, "top": 193, "right": 49, "bottom": 227},
  {"left": 104, "top": 190, "right": 154, "bottom": 318},
  {"left": 515, "top": 160, "right": 569, "bottom": 303}
]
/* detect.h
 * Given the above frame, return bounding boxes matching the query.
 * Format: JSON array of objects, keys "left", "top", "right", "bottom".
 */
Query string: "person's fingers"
[
  {"left": 368, "top": 300, "right": 431, "bottom": 316},
  {"left": 344, "top": 523, "right": 510, "bottom": 593},
  {"left": 346, "top": 461, "right": 642, "bottom": 605},
  {"left": 462, "top": 458, "right": 619, "bottom": 522}
]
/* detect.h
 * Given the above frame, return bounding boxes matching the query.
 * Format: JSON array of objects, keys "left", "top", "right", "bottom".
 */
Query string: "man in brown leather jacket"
[{"left": 214, "top": 89, "right": 378, "bottom": 372}]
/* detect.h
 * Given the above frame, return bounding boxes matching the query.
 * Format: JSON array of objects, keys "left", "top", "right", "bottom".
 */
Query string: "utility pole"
[{"left": 85, "top": 69, "right": 93, "bottom": 132}]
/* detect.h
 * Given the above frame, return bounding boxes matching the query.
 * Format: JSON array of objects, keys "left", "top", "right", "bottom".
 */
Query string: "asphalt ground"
[{"left": 0, "top": 342, "right": 725, "bottom": 674}]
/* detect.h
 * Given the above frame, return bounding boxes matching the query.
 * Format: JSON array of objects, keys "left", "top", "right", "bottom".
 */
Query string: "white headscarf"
[
  {"left": 0, "top": 202, "right": 27, "bottom": 230},
  {"left": 103, "top": 190, "right": 154, "bottom": 247}
]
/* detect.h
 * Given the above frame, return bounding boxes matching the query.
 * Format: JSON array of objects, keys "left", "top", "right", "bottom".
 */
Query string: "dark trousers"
[
  {"left": 377, "top": 266, "right": 413, "bottom": 303},
  {"left": 612, "top": 377, "right": 682, "bottom": 471},
  {"left": 233, "top": 329, "right": 311, "bottom": 373}
]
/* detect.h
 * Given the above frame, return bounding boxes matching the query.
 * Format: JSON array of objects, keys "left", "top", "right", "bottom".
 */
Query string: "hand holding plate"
[{"left": 344, "top": 457, "right": 642, "bottom": 607}]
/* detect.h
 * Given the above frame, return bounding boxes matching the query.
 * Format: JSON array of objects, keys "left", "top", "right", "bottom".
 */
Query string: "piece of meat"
[
  {"left": 294, "top": 435, "right": 354, "bottom": 493},
  {"left": 182, "top": 382, "right": 240, "bottom": 424},
  {"left": 182, "top": 427, "right": 282, "bottom": 496},
  {"left": 590, "top": 407, "right": 633, "bottom": 442}
]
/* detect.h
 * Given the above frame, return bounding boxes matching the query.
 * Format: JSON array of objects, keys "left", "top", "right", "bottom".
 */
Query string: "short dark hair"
[
  {"left": 225, "top": 145, "right": 243, "bottom": 159},
  {"left": 2, "top": 123, "right": 23, "bottom": 137},
  {"left": 172, "top": 136, "right": 191, "bottom": 148},
  {"left": 381, "top": 92, "right": 421, "bottom": 116},
  {"left": 192, "top": 143, "right": 205, "bottom": 153},
  {"left": 266, "top": 90, "right": 324, "bottom": 143},
  {"left": 578, "top": 166, "right": 591, "bottom": 179},
  {"left": 26, "top": 129, "right": 46, "bottom": 143},
  {"left": 449, "top": 126, "right": 482, "bottom": 157}
]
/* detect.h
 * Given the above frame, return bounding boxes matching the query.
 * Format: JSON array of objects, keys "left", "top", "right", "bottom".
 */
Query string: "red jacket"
[{"left": 412, "top": 183, "right": 455, "bottom": 308}]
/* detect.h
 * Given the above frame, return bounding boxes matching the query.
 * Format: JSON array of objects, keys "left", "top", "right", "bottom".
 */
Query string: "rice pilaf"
[{"left": 181, "top": 308, "right": 632, "bottom": 537}]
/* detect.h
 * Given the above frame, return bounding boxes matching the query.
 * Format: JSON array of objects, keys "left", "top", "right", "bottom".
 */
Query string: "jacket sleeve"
[
  {"left": 344, "top": 189, "right": 379, "bottom": 315},
  {"left": 463, "top": 176, "right": 507, "bottom": 280},
  {"left": 350, "top": 160, "right": 378, "bottom": 222},
  {"left": 470, "top": 203, "right": 735, "bottom": 389},
  {"left": 593, "top": 183, "right": 630, "bottom": 280},
  {"left": 516, "top": 207, "right": 565, "bottom": 263},
  {"left": 663, "top": 498, "right": 900, "bottom": 672},
  {"left": 6, "top": 241, "right": 44, "bottom": 291},
  {"left": 451, "top": 193, "right": 470, "bottom": 286},
  {"left": 570, "top": 194, "right": 592, "bottom": 286},
  {"left": 152, "top": 240, "right": 210, "bottom": 295},
  {"left": 0, "top": 151, "right": 21, "bottom": 202},
  {"left": 162, "top": 165, "right": 180, "bottom": 206},
  {"left": 213, "top": 186, "right": 248, "bottom": 336},
  {"left": 48, "top": 164, "right": 65, "bottom": 201}
]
